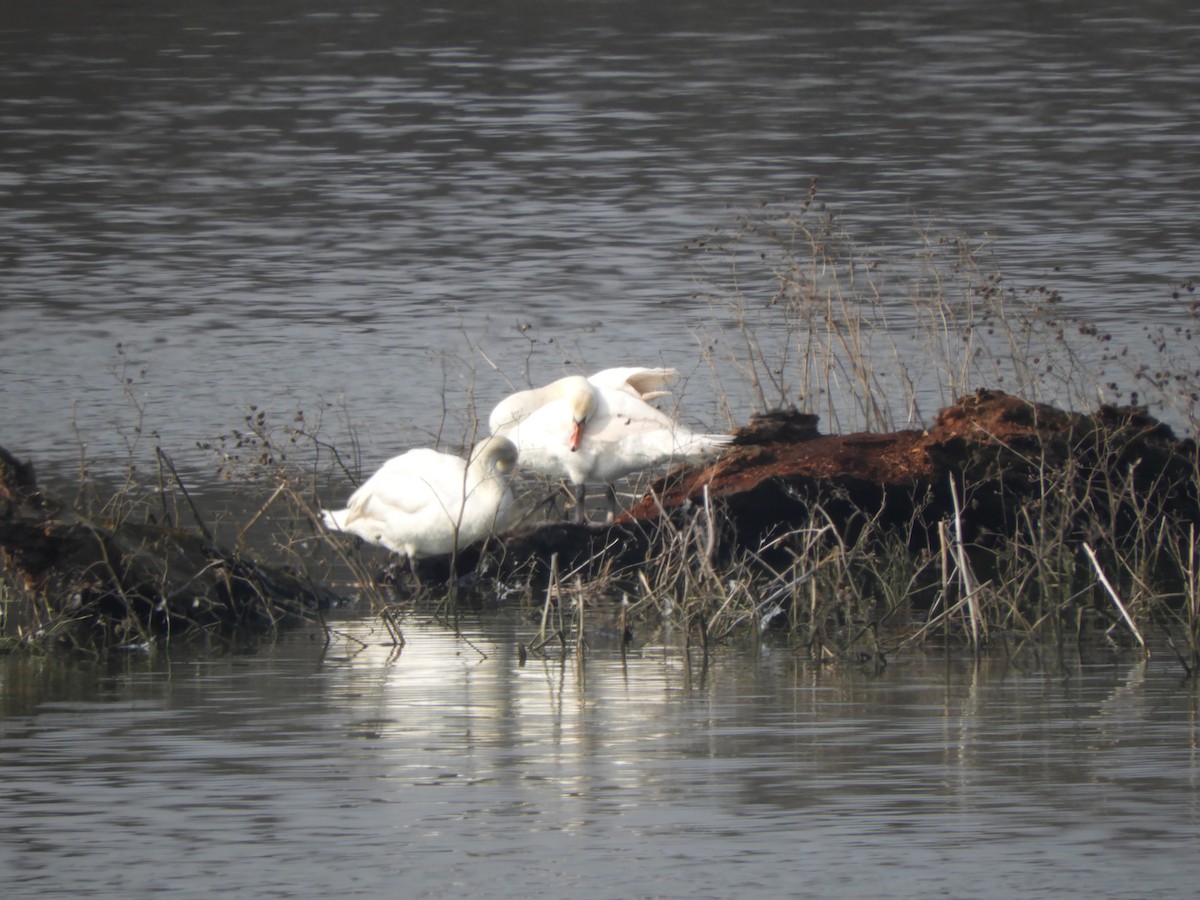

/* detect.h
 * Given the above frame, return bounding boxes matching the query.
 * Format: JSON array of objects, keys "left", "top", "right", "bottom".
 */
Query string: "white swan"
[
  {"left": 320, "top": 435, "right": 518, "bottom": 562},
  {"left": 491, "top": 373, "right": 731, "bottom": 521},
  {"left": 488, "top": 366, "right": 678, "bottom": 435}
]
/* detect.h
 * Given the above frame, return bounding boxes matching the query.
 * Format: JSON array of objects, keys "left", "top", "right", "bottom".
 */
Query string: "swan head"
[
  {"left": 557, "top": 377, "right": 596, "bottom": 452},
  {"left": 488, "top": 374, "right": 596, "bottom": 451},
  {"left": 471, "top": 434, "right": 520, "bottom": 476}
]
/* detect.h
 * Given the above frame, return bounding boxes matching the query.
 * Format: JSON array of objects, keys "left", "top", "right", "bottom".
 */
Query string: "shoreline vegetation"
[{"left": 3, "top": 194, "right": 1199, "bottom": 671}]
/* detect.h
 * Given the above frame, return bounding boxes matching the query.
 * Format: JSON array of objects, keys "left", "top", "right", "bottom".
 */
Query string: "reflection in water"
[
  {"left": 2, "top": 616, "right": 1199, "bottom": 896},
  {"left": 0, "top": 1, "right": 1198, "bottom": 473}
]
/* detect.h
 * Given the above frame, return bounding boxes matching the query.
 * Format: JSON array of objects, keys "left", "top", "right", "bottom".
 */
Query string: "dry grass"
[{"left": 5, "top": 191, "right": 1200, "bottom": 672}]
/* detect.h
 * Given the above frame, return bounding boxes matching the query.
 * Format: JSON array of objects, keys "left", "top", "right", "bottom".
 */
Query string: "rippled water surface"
[
  {"left": 3, "top": 7, "right": 1200, "bottom": 893},
  {"left": 2, "top": 616, "right": 1199, "bottom": 898},
  {"left": 1, "top": 0, "right": 1198, "bottom": 474}
]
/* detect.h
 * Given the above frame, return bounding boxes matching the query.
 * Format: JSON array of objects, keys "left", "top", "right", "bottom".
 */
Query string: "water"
[
  {"left": 4, "top": 5, "right": 1200, "bottom": 894},
  {"left": 1, "top": 0, "right": 1198, "bottom": 476},
  {"left": 2, "top": 615, "right": 1199, "bottom": 898}
]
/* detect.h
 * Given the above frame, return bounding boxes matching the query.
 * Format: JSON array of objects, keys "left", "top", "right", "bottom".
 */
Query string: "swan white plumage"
[
  {"left": 488, "top": 366, "right": 678, "bottom": 435},
  {"left": 320, "top": 434, "right": 518, "bottom": 561},
  {"left": 491, "top": 372, "right": 731, "bottom": 521}
]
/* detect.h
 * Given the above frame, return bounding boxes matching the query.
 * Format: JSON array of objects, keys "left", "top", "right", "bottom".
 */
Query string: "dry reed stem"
[{"left": 1083, "top": 542, "right": 1147, "bottom": 653}]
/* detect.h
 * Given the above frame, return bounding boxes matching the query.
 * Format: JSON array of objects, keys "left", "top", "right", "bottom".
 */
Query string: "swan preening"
[
  {"left": 321, "top": 366, "right": 732, "bottom": 566},
  {"left": 488, "top": 366, "right": 679, "bottom": 435},
  {"left": 320, "top": 434, "right": 518, "bottom": 563},
  {"left": 489, "top": 367, "right": 733, "bottom": 522}
]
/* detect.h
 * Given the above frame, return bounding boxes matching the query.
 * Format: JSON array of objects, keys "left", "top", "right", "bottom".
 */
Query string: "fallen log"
[
  {"left": 456, "top": 390, "right": 1200, "bottom": 585},
  {"left": 631, "top": 388, "right": 1198, "bottom": 539}
]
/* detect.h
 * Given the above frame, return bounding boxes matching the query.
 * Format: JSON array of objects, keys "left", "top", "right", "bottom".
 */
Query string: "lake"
[
  {"left": 1, "top": 0, "right": 1197, "bottom": 476},
  {"left": 2, "top": 2, "right": 1200, "bottom": 895},
  {"left": 3, "top": 615, "right": 1200, "bottom": 898}
]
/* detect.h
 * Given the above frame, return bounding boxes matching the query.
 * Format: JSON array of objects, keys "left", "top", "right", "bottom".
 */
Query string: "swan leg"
[
  {"left": 604, "top": 483, "right": 618, "bottom": 524},
  {"left": 380, "top": 556, "right": 422, "bottom": 594},
  {"left": 570, "top": 481, "right": 587, "bottom": 524}
]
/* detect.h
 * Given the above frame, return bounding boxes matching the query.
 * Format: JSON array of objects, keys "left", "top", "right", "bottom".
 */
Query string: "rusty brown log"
[{"left": 451, "top": 390, "right": 1200, "bottom": 585}]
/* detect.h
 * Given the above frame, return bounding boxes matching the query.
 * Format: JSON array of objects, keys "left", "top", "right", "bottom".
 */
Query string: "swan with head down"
[
  {"left": 488, "top": 366, "right": 679, "bottom": 435},
  {"left": 320, "top": 434, "right": 519, "bottom": 563},
  {"left": 490, "top": 371, "right": 731, "bottom": 521}
]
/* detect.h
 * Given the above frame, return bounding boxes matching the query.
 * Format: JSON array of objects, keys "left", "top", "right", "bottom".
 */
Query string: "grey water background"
[
  {"left": 3, "top": 1, "right": 1200, "bottom": 896},
  {"left": 2, "top": 0, "right": 1197, "bottom": 478}
]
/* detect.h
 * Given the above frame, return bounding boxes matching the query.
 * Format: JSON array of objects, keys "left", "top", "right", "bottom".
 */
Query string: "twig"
[
  {"left": 236, "top": 480, "right": 288, "bottom": 544},
  {"left": 948, "top": 474, "right": 984, "bottom": 652},
  {"left": 155, "top": 446, "right": 216, "bottom": 546},
  {"left": 1083, "top": 542, "right": 1147, "bottom": 653}
]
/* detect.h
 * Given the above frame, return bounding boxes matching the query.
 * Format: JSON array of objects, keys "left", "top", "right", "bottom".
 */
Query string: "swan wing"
[
  {"left": 588, "top": 366, "right": 678, "bottom": 401},
  {"left": 345, "top": 448, "right": 465, "bottom": 520}
]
